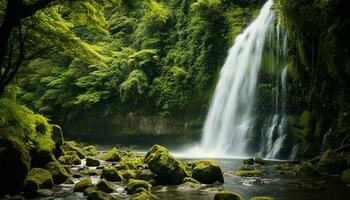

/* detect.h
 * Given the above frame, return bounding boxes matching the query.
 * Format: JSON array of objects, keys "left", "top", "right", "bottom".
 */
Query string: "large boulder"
[
  {"left": 97, "top": 179, "right": 115, "bottom": 193},
  {"left": 86, "top": 157, "right": 100, "bottom": 167},
  {"left": 84, "top": 145, "right": 98, "bottom": 156},
  {"left": 0, "top": 136, "right": 30, "bottom": 194},
  {"left": 45, "top": 161, "right": 70, "bottom": 184},
  {"left": 126, "top": 179, "right": 151, "bottom": 195},
  {"left": 74, "top": 178, "right": 93, "bottom": 192},
  {"left": 23, "top": 168, "right": 54, "bottom": 197},
  {"left": 30, "top": 137, "right": 56, "bottom": 167},
  {"left": 214, "top": 190, "right": 243, "bottom": 200},
  {"left": 101, "top": 167, "right": 123, "bottom": 182},
  {"left": 51, "top": 124, "right": 63, "bottom": 158},
  {"left": 191, "top": 160, "right": 224, "bottom": 184},
  {"left": 316, "top": 149, "right": 347, "bottom": 174},
  {"left": 98, "top": 148, "right": 122, "bottom": 162},
  {"left": 63, "top": 141, "right": 86, "bottom": 159},
  {"left": 145, "top": 145, "right": 188, "bottom": 185}
]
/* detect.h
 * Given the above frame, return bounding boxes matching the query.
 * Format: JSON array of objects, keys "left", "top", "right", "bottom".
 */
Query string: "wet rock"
[
  {"left": 74, "top": 178, "right": 93, "bottom": 192},
  {"left": 84, "top": 146, "right": 98, "bottom": 156},
  {"left": 73, "top": 173, "right": 82, "bottom": 178},
  {"left": 317, "top": 150, "right": 347, "bottom": 174},
  {"left": 234, "top": 169, "right": 262, "bottom": 176},
  {"left": 51, "top": 124, "right": 63, "bottom": 158},
  {"left": 131, "top": 191, "right": 153, "bottom": 200},
  {"left": 36, "top": 189, "right": 53, "bottom": 197},
  {"left": 101, "top": 167, "right": 123, "bottom": 182},
  {"left": 243, "top": 158, "right": 255, "bottom": 165},
  {"left": 177, "top": 181, "right": 201, "bottom": 191},
  {"left": 214, "top": 190, "right": 243, "bottom": 200},
  {"left": 295, "top": 162, "right": 318, "bottom": 175},
  {"left": 251, "top": 197, "right": 274, "bottom": 200},
  {"left": 145, "top": 145, "right": 188, "bottom": 185},
  {"left": 45, "top": 161, "right": 70, "bottom": 184},
  {"left": 191, "top": 160, "right": 224, "bottom": 184},
  {"left": 84, "top": 186, "right": 97, "bottom": 196},
  {"left": 136, "top": 170, "right": 155, "bottom": 181},
  {"left": 120, "top": 170, "right": 138, "bottom": 180},
  {"left": 58, "top": 154, "right": 81, "bottom": 165},
  {"left": 65, "top": 177, "right": 74, "bottom": 184},
  {"left": 86, "top": 157, "right": 100, "bottom": 167},
  {"left": 24, "top": 168, "right": 54, "bottom": 197},
  {"left": 98, "top": 148, "right": 122, "bottom": 162},
  {"left": 97, "top": 179, "right": 115, "bottom": 193},
  {"left": 254, "top": 157, "right": 265, "bottom": 165},
  {"left": 288, "top": 160, "right": 301, "bottom": 165},
  {"left": 87, "top": 191, "right": 116, "bottom": 200},
  {"left": 63, "top": 141, "right": 86, "bottom": 159},
  {"left": 126, "top": 179, "right": 151, "bottom": 195},
  {"left": 87, "top": 169, "right": 100, "bottom": 176},
  {"left": 341, "top": 168, "right": 350, "bottom": 184},
  {"left": 183, "top": 177, "right": 200, "bottom": 184}
]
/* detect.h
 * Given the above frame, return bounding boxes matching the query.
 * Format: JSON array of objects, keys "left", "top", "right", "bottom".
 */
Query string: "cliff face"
[{"left": 274, "top": 0, "right": 350, "bottom": 158}]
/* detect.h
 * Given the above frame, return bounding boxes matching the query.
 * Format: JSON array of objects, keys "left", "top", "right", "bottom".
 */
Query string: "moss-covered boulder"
[
  {"left": 117, "top": 159, "right": 145, "bottom": 170},
  {"left": 84, "top": 186, "right": 97, "bottom": 196},
  {"left": 243, "top": 158, "right": 255, "bottom": 165},
  {"left": 341, "top": 168, "right": 350, "bottom": 184},
  {"left": 23, "top": 168, "right": 54, "bottom": 197},
  {"left": 97, "top": 179, "right": 115, "bottom": 193},
  {"left": 58, "top": 154, "right": 81, "bottom": 165},
  {"left": 234, "top": 169, "right": 263, "bottom": 176},
  {"left": 120, "top": 170, "right": 138, "bottom": 180},
  {"left": 98, "top": 148, "right": 122, "bottom": 162},
  {"left": 63, "top": 141, "right": 86, "bottom": 159},
  {"left": 74, "top": 178, "right": 93, "bottom": 192},
  {"left": 316, "top": 150, "right": 347, "bottom": 174},
  {"left": 45, "top": 161, "right": 70, "bottom": 184},
  {"left": 191, "top": 160, "right": 224, "bottom": 184},
  {"left": 251, "top": 197, "right": 274, "bottom": 200},
  {"left": 214, "top": 190, "right": 243, "bottom": 200},
  {"left": 30, "top": 137, "right": 56, "bottom": 167},
  {"left": 84, "top": 145, "right": 98, "bottom": 156},
  {"left": 145, "top": 145, "right": 187, "bottom": 185},
  {"left": 135, "top": 170, "right": 155, "bottom": 181},
  {"left": 144, "top": 144, "right": 169, "bottom": 163},
  {"left": 0, "top": 136, "right": 30, "bottom": 194},
  {"left": 254, "top": 157, "right": 265, "bottom": 165},
  {"left": 51, "top": 124, "right": 63, "bottom": 158},
  {"left": 87, "top": 191, "right": 116, "bottom": 200},
  {"left": 295, "top": 162, "right": 318, "bottom": 175},
  {"left": 86, "top": 157, "right": 101, "bottom": 167},
  {"left": 126, "top": 179, "right": 151, "bottom": 195},
  {"left": 131, "top": 191, "right": 153, "bottom": 200},
  {"left": 101, "top": 167, "right": 123, "bottom": 182}
]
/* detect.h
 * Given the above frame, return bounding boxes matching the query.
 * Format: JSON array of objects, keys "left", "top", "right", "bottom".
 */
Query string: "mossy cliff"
[{"left": 272, "top": 0, "right": 350, "bottom": 158}]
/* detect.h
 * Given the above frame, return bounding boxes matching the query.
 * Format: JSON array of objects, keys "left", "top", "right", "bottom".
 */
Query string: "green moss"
[
  {"left": 316, "top": 149, "right": 347, "bottom": 174},
  {"left": 146, "top": 147, "right": 188, "bottom": 185},
  {"left": 254, "top": 157, "right": 265, "bottom": 165},
  {"left": 58, "top": 154, "right": 81, "bottom": 165},
  {"left": 63, "top": 141, "right": 86, "bottom": 159},
  {"left": 101, "top": 167, "right": 123, "bottom": 182},
  {"left": 251, "top": 197, "right": 275, "bottom": 200},
  {"left": 24, "top": 168, "right": 54, "bottom": 196},
  {"left": 191, "top": 160, "right": 224, "bottom": 184},
  {"left": 45, "top": 161, "right": 70, "bottom": 184},
  {"left": 214, "top": 190, "right": 243, "bottom": 200},
  {"left": 341, "top": 169, "right": 350, "bottom": 184},
  {"left": 51, "top": 124, "right": 63, "bottom": 158},
  {"left": 87, "top": 191, "right": 115, "bottom": 200},
  {"left": 126, "top": 179, "right": 151, "bottom": 195},
  {"left": 83, "top": 145, "right": 98, "bottom": 156},
  {"left": 98, "top": 148, "right": 122, "bottom": 162},
  {"left": 131, "top": 191, "right": 153, "bottom": 200},
  {"left": 298, "top": 111, "right": 311, "bottom": 128},
  {"left": 135, "top": 170, "right": 154, "bottom": 181},
  {"left": 243, "top": 158, "right": 255, "bottom": 165},
  {"left": 120, "top": 170, "right": 138, "bottom": 180},
  {"left": 144, "top": 144, "right": 169, "bottom": 164},
  {"left": 74, "top": 178, "right": 93, "bottom": 192},
  {"left": 84, "top": 186, "right": 97, "bottom": 196},
  {"left": 295, "top": 162, "right": 318, "bottom": 175},
  {"left": 97, "top": 179, "right": 115, "bottom": 193},
  {"left": 234, "top": 169, "right": 262, "bottom": 176}
]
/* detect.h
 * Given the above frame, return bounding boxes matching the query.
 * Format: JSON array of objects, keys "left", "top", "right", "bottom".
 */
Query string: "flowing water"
[{"left": 198, "top": 0, "right": 291, "bottom": 159}]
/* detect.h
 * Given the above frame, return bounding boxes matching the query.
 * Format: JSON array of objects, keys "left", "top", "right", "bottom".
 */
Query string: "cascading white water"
[{"left": 198, "top": 0, "right": 290, "bottom": 159}]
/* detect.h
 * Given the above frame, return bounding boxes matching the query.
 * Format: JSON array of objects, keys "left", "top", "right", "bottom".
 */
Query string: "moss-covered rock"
[
  {"left": 251, "top": 197, "right": 274, "bottom": 200},
  {"left": 147, "top": 149, "right": 188, "bottom": 185},
  {"left": 120, "top": 169, "right": 138, "bottom": 180},
  {"left": 74, "top": 178, "right": 93, "bottom": 192},
  {"left": 30, "top": 137, "right": 56, "bottom": 167},
  {"left": 23, "top": 168, "right": 54, "bottom": 197},
  {"left": 191, "top": 160, "right": 224, "bottom": 184},
  {"left": 234, "top": 169, "right": 262, "bottom": 176},
  {"left": 98, "top": 148, "right": 122, "bottom": 162},
  {"left": 295, "top": 162, "right": 318, "bottom": 175},
  {"left": 58, "top": 154, "right": 81, "bottom": 165},
  {"left": 243, "top": 158, "right": 255, "bottom": 165},
  {"left": 51, "top": 124, "right": 63, "bottom": 158},
  {"left": 84, "top": 186, "right": 97, "bottom": 196},
  {"left": 254, "top": 157, "right": 265, "bottom": 165},
  {"left": 87, "top": 191, "right": 116, "bottom": 200},
  {"left": 84, "top": 145, "right": 98, "bottom": 156},
  {"left": 341, "top": 168, "right": 350, "bottom": 184},
  {"left": 183, "top": 177, "right": 200, "bottom": 184},
  {"left": 131, "top": 191, "right": 153, "bottom": 200},
  {"left": 86, "top": 157, "right": 101, "bottom": 167},
  {"left": 97, "top": 179, "right": 115, "bottom": 193},
  {"left": 101, "top": 167, "right": 123, "bottom": 182},
  {"left": 117, "top": 159, "right": 145, "bottom": 170},
  {"left": 63, "top": 141, "right": 86, "bottom": 159},
  {"left": 214, "top": 190, "right": 243, "bottom": 200},
  {"left": 136, "top": 169, "right": 155, "bottom": 181},
  {"left": 126, "top": 179, "right": 151, "bottom": 195},
  {"left": 36, "top": 189, "right": 53, "bottom": 197},
  {"left": 0, "top": 135, "right": 30, "bottom": 194},
  {"left": 144, "top": 144, "right": 169, "bottom": 164},
  {"left": 316, "top": 150, "right": 347, "bottom": 174},
  {"left": 45, "top": 161, "right": 70, "bottom": 184}
]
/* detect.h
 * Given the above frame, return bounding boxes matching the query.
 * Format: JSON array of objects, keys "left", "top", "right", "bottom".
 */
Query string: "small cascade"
[
  {"left": 198, "top": 0, "right": 291, "bottom": 159},
  {"left": 321, "top": 128, "right": 332, "bottom": 151}
]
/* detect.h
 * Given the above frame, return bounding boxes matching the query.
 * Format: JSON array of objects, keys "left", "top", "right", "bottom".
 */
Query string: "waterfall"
[{"left": 199, "top": 0, "right": 290, "bottom": 159}]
